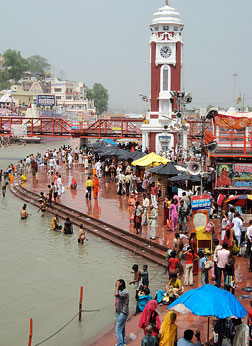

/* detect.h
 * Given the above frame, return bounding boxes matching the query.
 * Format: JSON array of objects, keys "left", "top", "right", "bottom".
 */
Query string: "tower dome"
[{"left": 150, "top": 1, "right": 184, "bottom": 30}]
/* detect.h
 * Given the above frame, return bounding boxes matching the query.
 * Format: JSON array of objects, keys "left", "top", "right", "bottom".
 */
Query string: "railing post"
[
  {"left": 28, "top": 318, "right": 33, "bottom": 346},
  {"left": 79, "top": 286, "right": 83, "bottom": 321},
  {"left": 98, "top": 120, "right": 101, "bottom": 137},
  {"left": 52, "top": 118, "right": 55, "bottom": 137},
  {"left": 31, "top": 118, "right": 33, "bottom": 136},
  {"left": 244, "top": 133, "right": 246, "bottom": 155},
  {"left": 121, "top": 119, "right": 123, "bottom": 137}
]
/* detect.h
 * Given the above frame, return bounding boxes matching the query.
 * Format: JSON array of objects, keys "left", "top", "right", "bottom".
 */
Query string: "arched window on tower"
[{"left": 161, "top": 65, "right": 171, "bottom": 92}]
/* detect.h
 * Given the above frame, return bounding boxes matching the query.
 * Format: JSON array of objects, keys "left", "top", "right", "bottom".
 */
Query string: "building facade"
[
  {"left": 51, "top": 79, "right": 95, "bottom": 118},
  {"left": 141, "top": 1, "right": 184, "bottom": 153}
]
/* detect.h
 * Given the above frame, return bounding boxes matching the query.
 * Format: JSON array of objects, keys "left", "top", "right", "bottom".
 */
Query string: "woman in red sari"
[
  {"left": 93, "top": 175, "right": 100, "bottom": 199},
  {"left": 189, "top": 232, "right": 199, "bottom": 275},
  {"left": 139, "top": 300, "right": 161, "bottom": 337}
]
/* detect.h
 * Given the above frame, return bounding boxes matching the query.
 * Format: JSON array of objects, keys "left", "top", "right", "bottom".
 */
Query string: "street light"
[
  {"left": 233, "top": 73, "right": 238, "bottom": 107},
  {"left": 199, "top": 108, "right": 218, "bottom": 193},
  {"left": 138, "top": 93, "right": 150, "bottom": 103},
  {"left": 170, "top": 90, "right": 192, "bottom": 161}
]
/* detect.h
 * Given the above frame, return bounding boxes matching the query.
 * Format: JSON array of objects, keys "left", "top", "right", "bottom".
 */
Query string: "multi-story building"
[{"left": 50, "top": 79, "right": 95, "bottom": 118}]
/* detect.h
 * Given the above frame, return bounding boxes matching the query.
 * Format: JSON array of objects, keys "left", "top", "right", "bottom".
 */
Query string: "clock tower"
[{"left": 141, "top": 1, "right": 184, "bottom": 153}]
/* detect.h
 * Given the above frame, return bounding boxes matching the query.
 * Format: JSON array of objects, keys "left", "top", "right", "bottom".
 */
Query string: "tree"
[
  {"left": 3, "top": 49, "right": 28, "bottom": 82},
  {"left": 87, "top": 83, "right": 109, "bottom": 116},
  {"left": 0, "top": 70, "right": 10, "bottom": 90},
  {"left": 27, "top": 55, "right": 51, "bottom": 75}
]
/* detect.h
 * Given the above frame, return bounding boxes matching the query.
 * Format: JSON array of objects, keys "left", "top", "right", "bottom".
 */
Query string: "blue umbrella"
[
  {"left": 104, "top": 138, "right": 119, "bottom": 146},
  {"left": 168, "top": 284, "right": 247, "bottom": 319},
  {"left": 168, "top": 284, "right": 247, "bottom": 342}
]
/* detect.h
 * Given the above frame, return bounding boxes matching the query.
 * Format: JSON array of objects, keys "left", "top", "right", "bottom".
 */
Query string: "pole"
[
  {"left": 233, "top": 73, "right": 237, "bottom": 108},
  {"left": 200, "top": 118, "right": 206, "bottom": 194},
  {"left": 207, "top": 317, "right": 210, "bottom": 343},
  {"left": 79, "top": 286, "right": 83, "bottom": 321},
  {"left": 28, "top": 318, "right": 33, "bottom": 346}
]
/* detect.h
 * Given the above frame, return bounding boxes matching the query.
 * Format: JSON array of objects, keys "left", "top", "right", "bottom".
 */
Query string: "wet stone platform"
[{"left": 22, "top": 162, "right": 251, "bottom": 346}]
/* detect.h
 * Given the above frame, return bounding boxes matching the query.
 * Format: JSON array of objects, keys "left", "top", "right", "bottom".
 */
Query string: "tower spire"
[{"left": 165, "top": 0, "right": 169, "bottom": 5}]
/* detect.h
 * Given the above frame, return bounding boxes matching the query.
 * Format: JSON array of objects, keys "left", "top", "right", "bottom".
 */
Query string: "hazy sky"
[{"left": 1, "top": 0, "right": 252, "bottom": 113}]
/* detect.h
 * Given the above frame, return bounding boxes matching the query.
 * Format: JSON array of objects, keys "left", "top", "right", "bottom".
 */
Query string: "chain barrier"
[{"left": 33, "top": 307, "right": 104, "bottom": 346}]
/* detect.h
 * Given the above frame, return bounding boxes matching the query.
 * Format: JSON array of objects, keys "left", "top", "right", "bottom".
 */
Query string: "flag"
[{"left": 236, "top": 92, "right": 242, "bottom": 104}]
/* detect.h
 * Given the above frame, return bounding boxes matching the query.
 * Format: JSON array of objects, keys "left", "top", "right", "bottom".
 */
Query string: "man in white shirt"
[
  {"left": 95, "top": 160, "right": 102, "bottom": 177},
  {"left": 233, "top": 214, "right": 243, "bottom": 245},
  {"left": 117, "top": 172, "right": 125, "bottom": 195},
  {"left": 142, "top": 194, "right": 150, "bottom": 226},
  {"left": 216, "top": 242, "right": 230, "bottom": 288},
  {"left": 67, "top": 154, "right": 73, "bottom": 169}
]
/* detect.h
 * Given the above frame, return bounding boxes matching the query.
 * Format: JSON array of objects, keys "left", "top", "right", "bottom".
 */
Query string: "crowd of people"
[{"left": 1, "top": 141, "right": 252, "bottom": 345}]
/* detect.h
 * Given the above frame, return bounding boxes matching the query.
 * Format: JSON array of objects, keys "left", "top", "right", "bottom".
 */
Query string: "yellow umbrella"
[{"left": 131, "top": 152, "right": 170, "bottom": 167}]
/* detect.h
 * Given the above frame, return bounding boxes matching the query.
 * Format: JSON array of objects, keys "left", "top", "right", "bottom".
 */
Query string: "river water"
[{"left": 0, "top": 140, "right": 167, "bottom": 346}]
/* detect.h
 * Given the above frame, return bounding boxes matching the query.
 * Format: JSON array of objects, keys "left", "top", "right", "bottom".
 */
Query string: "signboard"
[
  {"left": 191, "top": 195, "right": 211, "bottom": 210},
  {"left": 36, "top": 95, "right": 55, "bottom": 107},
  {"left": 11, "top": 125, "right": 27, "bottom": 137},
  {"left": 216, "top": 163, "right": 252, "bottom": 189}
]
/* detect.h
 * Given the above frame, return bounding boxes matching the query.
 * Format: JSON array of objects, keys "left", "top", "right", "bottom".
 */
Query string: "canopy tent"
[
  {"left": 131, "top": 152, "right": 170, "bottom": 167},
  {"left": 97, "top": 146, "right": 126, "bottom": 157},
  {"left": 168, "top": 172, "right": 200, "bottom": 183},
  {"left": 87, "top": 140, "right": 109, "bottom": 149},
  {"left": 104, "top": 138, "right": 119, "bottom": 146},
  {"left": 126, "top": 151, "right": 146, "bottom": 161},
  {"left": 148, "top": 163, "right": 179, "bottom": 175},
  {"left": 214, "top": 111, "right": 252, "bottom": 130},
  {"left": 168, "top": 284, "right": 247, "bottom": 342},
  {"left": 0, "top": 91, "right": 18, "bottom": 105}
]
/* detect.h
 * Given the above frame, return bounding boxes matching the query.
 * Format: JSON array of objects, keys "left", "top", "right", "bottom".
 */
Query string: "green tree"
[
  {"left": 3, "top": 49, "right": 28, "bottom": 82},
  {"left": 87, "top": 83, "right": 109, "bottom": 116},
  {"left": 27, "top": 55, "right": 51, "bottom": 75},
  {"left": 0, "top": 70, "right": 10, "bottom": 90}
]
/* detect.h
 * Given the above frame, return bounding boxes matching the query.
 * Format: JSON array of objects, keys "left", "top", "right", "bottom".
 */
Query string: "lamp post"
[
  {"left": 233, "top": 73, "right": 238, "bottom": 108},
  {"left": 200, "top": 108, "right": 218, "bottom": 194},
  {"left": 170, "top": 91, "right": 192, "bottom": 161}
]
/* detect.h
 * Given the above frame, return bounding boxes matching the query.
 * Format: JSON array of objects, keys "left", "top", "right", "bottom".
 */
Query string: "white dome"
[{"left": 151, "top": 4, "right": 183, "bottom": 27}]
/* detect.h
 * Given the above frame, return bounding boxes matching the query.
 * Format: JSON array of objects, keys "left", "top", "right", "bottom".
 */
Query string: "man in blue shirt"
[
  {"left": 178, "top": 329, "right": 202, "bottom": 345},
  {"left": 199, "top": 251, "right": 209, "bottom": 286}
]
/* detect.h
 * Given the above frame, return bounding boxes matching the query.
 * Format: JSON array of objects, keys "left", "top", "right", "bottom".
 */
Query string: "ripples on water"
[{"left": 0, "top": 142, "right": 168, "bottom": 346}]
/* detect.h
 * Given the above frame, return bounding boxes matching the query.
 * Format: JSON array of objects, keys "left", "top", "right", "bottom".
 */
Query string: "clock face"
[{"left": 160, "top": 46, "right": 172, "bottom": 59}]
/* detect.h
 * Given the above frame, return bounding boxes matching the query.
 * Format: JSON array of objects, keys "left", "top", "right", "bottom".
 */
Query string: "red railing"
[{"left": 0, "top": 116, "right": 143, "bottom": 139}]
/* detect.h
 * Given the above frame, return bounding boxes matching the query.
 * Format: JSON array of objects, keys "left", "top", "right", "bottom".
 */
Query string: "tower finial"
[{"left": 165, "top": 0, "right": 168, "bottom": 5}]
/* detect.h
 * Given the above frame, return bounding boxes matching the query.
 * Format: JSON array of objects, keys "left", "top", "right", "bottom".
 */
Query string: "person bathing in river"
[
  {"left": 51, "top": 214, "right": 59, "bottom": 231},
  {"left": 2, "top": 181, "right": 8, "bottom": 197},
  {"left": 38, "top": 200, "right": 46, "bottom": 217},
  {"left": 78, "top": 224, "right": 88, "bottom": 244},
  {"left": 20, "top": 204, "right": 31, "bottom": 219}
]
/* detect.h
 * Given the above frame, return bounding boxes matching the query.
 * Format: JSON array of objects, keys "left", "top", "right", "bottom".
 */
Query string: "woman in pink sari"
[
  {"left": 169, "top": 199, "right": 178, "bottom": 232},
  {"left": 139, "top": 300, "right": 161, "bottom": 337}
]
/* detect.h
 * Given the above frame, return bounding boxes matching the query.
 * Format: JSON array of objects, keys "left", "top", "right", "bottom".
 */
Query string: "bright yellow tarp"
[{"left": 131, "top": 152, "right": 170, "bottom": 167}]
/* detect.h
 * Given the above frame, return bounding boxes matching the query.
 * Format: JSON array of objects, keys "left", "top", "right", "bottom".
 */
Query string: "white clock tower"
[{"left": 142, "top": 0, "right": 184, "bottom": 153}]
